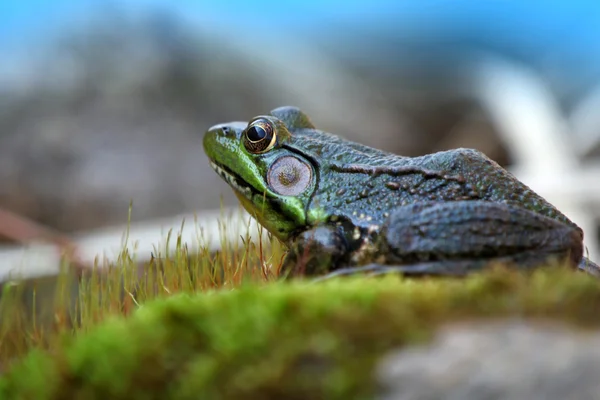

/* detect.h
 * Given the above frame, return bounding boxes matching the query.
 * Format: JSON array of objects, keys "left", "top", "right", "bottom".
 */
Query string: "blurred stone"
[{"left": 377, "top": 321, "right": 600, "bottom": 400}]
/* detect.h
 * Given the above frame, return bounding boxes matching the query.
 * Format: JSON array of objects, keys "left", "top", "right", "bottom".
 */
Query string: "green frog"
[{"left": 203, "top": 106, "right": 600, "bottom": 279}]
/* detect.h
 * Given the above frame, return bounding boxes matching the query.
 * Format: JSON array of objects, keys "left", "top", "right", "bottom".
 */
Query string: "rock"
[{"left": 377, "top": 321, "right": 600, "bottom": 400}]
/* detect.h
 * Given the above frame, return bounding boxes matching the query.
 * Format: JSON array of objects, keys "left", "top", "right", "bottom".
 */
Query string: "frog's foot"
[
  {"left": 310, "top": 262, "right": 473, "bottom": 283},
  {"left": 279, "top": 226, "right": 348, "bottom": 278},
  {"left": 311, "top": 256, "right": 550, "bottom": 282},
  {"left": 312, "top": 261, "right": 489, "bottom": 281},
  {"left": 314, "top": 255, "right": 600, "bottom": 282}
]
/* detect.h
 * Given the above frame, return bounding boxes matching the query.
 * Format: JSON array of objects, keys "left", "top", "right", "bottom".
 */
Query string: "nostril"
[{"left": 222, "top": 126, "right": 231, "bottom": 134}]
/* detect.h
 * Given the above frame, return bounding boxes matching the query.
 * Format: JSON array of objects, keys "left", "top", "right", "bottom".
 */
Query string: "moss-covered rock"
[{"left": 1, "top": 267, "right": 600, "bottom": 400}]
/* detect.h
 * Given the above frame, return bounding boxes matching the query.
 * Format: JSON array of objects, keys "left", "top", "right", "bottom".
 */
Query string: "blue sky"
[{"left": 1, "top": 1, "right": 599, "bottom": 62}]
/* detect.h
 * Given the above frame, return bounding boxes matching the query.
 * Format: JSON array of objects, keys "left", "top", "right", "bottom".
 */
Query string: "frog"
[{"left": 203, "top": 106, "right": 600, "bottom": 279}]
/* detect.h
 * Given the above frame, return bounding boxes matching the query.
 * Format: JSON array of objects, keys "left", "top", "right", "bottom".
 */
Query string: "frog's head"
[{"left": 203, "top": 106, "right": 327, "bottom": 241}]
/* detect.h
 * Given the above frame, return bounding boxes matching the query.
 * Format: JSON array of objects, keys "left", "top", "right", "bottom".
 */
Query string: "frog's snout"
[
  {"left": 203, "top": 121, "right": 248, "bottom": 158},
  {"left": 206, "top": 121, "right": 248, "bottom": 137},
  {"left": 207, "top": 123, "right": 231, "bottom": 135}
]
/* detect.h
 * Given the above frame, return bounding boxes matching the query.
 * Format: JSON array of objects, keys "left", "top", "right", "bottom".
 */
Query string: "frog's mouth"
[{"left": 209, "top": 161, "right": 255, "bottom": 199}]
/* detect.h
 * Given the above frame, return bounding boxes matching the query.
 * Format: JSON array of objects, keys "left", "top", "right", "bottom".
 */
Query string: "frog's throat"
[
  {"left": 210, "top": 159, "right": 307, "bottom": 240},
  {"left": 210, "top": 159, "right": 262, "bottom": 225}
]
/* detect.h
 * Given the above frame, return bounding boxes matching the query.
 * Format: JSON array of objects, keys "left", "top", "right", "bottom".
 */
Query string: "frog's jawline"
[{"left": 209, "top": 161, "right": 254, "bottom": 199}]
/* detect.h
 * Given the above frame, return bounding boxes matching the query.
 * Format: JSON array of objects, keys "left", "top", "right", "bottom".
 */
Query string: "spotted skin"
[{"left": 203, "top": 106, "right": 600, "bottom": 279}]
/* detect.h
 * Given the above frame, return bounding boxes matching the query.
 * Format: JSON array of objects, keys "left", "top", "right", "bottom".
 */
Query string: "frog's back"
[
  {"left": 307, "top": 137, "right": 577, "bottom": 231},
  {"left": 414, "top": 148, "right": 577, "bottom": 228}
]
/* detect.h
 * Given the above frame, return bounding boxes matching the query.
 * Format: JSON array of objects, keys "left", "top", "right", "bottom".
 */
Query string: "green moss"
[
  {"left": 0, "top": 213, "right": 287, "bottom": 368},
  {"left": 2, "top": 267, "right": 600, "bottom": 400}
]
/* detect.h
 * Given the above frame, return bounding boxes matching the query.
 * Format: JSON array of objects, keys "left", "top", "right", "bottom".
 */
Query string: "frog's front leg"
[
  {"left": 279, "top": 225, "right": 349, "bottom": 277},
  {"left": 322, "top": 200, "right": 595, "bottom": 280}
]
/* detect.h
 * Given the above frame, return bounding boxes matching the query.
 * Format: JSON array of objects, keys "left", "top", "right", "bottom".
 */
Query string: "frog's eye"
[
  {"left": 267, "top": 156, "right": 312, "bottom": 196},
  {"left": 243, "top": 118, "right": 276, "bottom": 154}
]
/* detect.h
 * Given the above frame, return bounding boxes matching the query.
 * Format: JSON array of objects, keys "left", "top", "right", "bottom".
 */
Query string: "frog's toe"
[{"left": 311, "top": 261, "right": 479, "bottom": 283}]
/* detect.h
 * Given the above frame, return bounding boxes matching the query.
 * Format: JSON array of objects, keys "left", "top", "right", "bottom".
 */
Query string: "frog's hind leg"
[{"left": 321, "top": 200, "right": 591, "bottom": 281}]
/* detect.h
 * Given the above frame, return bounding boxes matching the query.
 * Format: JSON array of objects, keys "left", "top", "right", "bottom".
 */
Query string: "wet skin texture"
[{"left": 203, "top": 106, "right": 600, "bottom": 279}]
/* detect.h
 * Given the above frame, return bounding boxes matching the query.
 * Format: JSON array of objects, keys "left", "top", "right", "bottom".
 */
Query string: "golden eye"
[
  {"left": 267, "top": 156, "right": 312, "bottom": 196},
  {"left": 243, "top": 118, "right": 276, "bottom": 154}
]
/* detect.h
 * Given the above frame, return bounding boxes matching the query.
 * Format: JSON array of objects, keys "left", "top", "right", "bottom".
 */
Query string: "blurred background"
[{"left": 2, "top": 0, "right": 600, "bottom": 277}]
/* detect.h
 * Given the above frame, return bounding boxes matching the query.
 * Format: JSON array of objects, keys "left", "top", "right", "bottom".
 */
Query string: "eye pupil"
[{"left": 247, "top": 126, "right": 267, "bottom": 142}]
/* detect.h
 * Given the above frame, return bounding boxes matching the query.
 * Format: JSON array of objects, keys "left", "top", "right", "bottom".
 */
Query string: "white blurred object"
[
  {"left": 464, "top": 53, "right": 600, "bottom": 261},
  {"left": 570, "top": 84, "right": 600, "bottom": 158}
]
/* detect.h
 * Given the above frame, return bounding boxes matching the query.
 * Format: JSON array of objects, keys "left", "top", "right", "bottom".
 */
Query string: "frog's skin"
[{"left": 203, "top": 106, "right": 600, "bottom": 279}]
